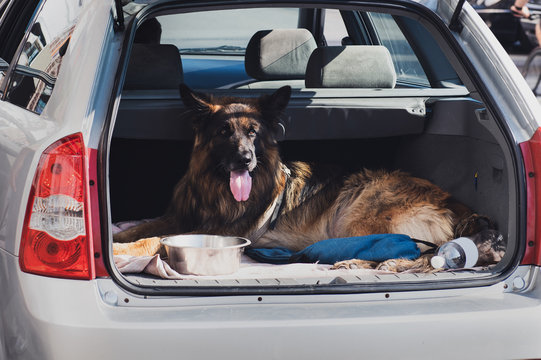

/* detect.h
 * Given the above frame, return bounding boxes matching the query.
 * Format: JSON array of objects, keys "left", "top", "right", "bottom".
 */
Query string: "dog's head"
[{"left": 179, "top": 84, "right": 291, "bottom": 201}]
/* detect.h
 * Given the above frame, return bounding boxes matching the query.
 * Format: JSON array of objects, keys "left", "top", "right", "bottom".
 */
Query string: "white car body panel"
[
  {"left": 2, "top": 248, "right": 540, "bottom": 359},
  {"left": 1, "top": 0, "right": 541, "bottom": 358}
]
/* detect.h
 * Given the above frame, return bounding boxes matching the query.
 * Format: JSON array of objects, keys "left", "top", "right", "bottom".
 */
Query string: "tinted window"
[{"left": 5, "top": 0, "right": 84, "bottom": 114}]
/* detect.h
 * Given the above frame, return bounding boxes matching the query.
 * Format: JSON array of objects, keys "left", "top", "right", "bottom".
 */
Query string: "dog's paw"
[
  {"left": 376, "top": 257, "right": 433, "bottom": 273},
  {"left": 455, "top": 213, "right": 494, "bottom": 238},
  {"left": 375, "top": 259, "right": 402, "bottom": 272},
  {"left": 331, "top": 259, "right": 378, "bottom": 270}
]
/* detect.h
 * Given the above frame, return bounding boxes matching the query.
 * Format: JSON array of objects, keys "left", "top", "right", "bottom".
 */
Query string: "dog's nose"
[
  {"left": 234, "top": 150, "right": 252, "bottom": 168},
  {"left": 239, "top": 152, "right": 252, "bottom": 165}
]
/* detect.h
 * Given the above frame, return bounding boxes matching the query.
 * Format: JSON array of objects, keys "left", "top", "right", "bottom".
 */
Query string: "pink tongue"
[{"left": 230, "top": 170, "right": 252, "bottom": 202}]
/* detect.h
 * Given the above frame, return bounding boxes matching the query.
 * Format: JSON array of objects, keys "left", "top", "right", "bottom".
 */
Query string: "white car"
[{"left": 1, "top": 0, "right": 541, "bottom": 359}]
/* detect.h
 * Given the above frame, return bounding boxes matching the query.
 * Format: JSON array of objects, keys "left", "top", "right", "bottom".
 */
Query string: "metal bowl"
[{"left": 160, "top": 235, "right": 251, "bottom": 275}]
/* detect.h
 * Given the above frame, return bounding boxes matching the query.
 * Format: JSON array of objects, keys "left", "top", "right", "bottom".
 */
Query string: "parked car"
[
  {"left": 1, "top": 0, "right": 541, "bottom": 359},
  {"left": 468, "top": 0, "right": 541, "bottom": 51}
]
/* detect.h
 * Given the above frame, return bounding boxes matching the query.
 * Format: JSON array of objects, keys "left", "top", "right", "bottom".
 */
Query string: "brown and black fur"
[{"left": 113, "top": 85, "right": 492, "bottom": 272}]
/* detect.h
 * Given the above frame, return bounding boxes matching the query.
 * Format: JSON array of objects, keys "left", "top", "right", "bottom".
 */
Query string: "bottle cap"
[{"left": 430, "top": 255, "right": 446, "bottom": 269}]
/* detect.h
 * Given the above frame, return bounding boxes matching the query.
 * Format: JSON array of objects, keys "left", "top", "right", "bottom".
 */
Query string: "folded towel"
[
  {"left": 115, "top": 254, "right": 185, "bottom": 279},
  {"left": 245, "top": 234, "right": 421, "bottom": 264}
]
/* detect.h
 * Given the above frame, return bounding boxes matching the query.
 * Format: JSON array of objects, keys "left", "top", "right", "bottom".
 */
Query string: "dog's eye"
[
  {"left": 248, "top": 128, "right": 257, "bottom": 137},
  {"left": 219, "top": 127, "right": 231, "bottom": 137}
]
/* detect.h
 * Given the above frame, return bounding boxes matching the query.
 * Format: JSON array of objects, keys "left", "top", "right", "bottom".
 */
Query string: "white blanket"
[{"left": 114, "top": 254, "right": 389, "bottom": 280}]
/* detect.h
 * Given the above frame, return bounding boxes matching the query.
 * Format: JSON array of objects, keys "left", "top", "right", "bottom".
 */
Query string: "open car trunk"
[
  {"left": 107, "top": 87, "right": 517, "bottom": 292},
  {"left": 104, "top": 3, "right": 521, "bottom": 294}
]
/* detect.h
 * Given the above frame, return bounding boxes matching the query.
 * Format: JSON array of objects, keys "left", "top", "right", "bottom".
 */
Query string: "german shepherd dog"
[{"left": 113, "top": 85, "right": 500, "bottom": 272}]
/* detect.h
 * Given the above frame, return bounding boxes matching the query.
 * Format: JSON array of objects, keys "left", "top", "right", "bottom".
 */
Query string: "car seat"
[
  {"left": 123, "top": 43, "right": 183, "bottom": 90},
  {"left": 238, "top": 28, "right": 317, "bottom": 89},
  {"left": 305, "top": 45, "right": 396, "bottom": 88}
]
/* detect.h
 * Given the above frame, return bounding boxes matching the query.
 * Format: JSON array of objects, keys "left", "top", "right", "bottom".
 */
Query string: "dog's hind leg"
[
  {"left": 375, "top": 255, "right": 433, "bottom": 273},
  {"left": 332, "top": 204, "right": 455, "bottom": 273},
  {"left": 331, "top": 255, "right": 434, "bottom": 273},
  {"left": 389, "top": 204, "right": 455, "bottom": 250},
  {"left": 332, "top": 259, "right": 378, "bottom": 270}
]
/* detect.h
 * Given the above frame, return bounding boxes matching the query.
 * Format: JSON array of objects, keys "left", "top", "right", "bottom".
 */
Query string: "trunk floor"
[
  {"left": 125, "top": 270, "right": 485, "bottom": 287},
  {"left": 121, "top": 255, "right": 490, "bottom": 287}
]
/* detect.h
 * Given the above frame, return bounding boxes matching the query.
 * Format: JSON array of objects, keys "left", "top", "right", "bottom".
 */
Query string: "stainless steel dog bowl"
[{"left": 160, "top": 235, "right": 251, "bottom": 275}]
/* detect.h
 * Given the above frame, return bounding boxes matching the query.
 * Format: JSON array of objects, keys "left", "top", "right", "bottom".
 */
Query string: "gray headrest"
[
  {"left": 305, "top": 45, "right": 397, "bottom": 88},
  {"left": 124, "top": 44, "right": 183, "bottom": 90},
  {"left": 245, "top": 29, "right": 317, "bottom": 80}
]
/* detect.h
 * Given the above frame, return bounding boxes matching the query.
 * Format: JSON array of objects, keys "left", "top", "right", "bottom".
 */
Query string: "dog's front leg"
[{"left": 113, "top": 237, "right": 165, "bottom": 257}]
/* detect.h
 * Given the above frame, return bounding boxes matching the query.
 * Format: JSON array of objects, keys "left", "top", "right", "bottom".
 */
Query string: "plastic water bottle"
[{"left": 430, "top": 237, "right": 479, "bottom": 269}]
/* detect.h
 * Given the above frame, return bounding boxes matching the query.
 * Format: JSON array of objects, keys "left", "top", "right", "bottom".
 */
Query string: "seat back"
[
  {"left": 241, "top": 28, "right": 317, "bottom": 89},
  {"left": 124, "top": 43, "right": 183, "bottom": 90},
  {"left": 305, "top": 45, "right": 396, "bottom": 88}
]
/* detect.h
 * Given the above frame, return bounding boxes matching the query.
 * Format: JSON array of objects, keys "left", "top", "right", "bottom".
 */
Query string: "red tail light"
[
  {"left": 19, "top": 133, "right": 95, "bottom": 279},
  {"left": 520, "top": 127, "right": 541, "bottom": 266}
]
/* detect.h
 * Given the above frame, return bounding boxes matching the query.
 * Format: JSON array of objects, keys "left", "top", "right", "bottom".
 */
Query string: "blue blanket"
[{"left": 244, "top": 234, "right": 421, "bottom": 265}]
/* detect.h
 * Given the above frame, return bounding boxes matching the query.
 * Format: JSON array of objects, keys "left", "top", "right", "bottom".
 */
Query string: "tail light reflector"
[{"left": 19, "top": 133, "right": 95, "bottom": 279}]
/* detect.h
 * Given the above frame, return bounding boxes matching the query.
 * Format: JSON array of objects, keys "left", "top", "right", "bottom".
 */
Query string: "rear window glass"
[
  {"left": 368, "top": 12, "right": 430, "bottom": 87},
  {"left": 127, "top": 7, "right": 459, "bottom": 89},
  {"left": 160, "top": 8, "right": 300, "bottom": 55}
]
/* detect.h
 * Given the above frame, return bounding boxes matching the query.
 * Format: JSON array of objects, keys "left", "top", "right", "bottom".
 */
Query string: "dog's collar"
[{"left": 249, "top": 164, "right": 290, "bottom": 241}]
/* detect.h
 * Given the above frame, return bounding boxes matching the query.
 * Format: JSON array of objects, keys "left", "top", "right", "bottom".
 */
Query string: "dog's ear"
[
  {"left": 179, "top": 83, "right": 213, "bottom": 114},
  {"left": 258, "top": 86, "right": 291, "bottom": 123}
]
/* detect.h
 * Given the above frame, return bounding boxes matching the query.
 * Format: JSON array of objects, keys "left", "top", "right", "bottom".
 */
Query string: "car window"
[
  {"left": 323, "top": 9, "right": 349, "bottom": 46},
  {"left": 160, "top": 8, "right": 300, "bottom": 55},
  {"left": 128, "top": 7, "right": 458, "bottom": 90},
  {"left": 4, "top": 0, "right": 85, "bottom": 114},
  {"left": 367, "top": 12, "right": 430, "bottom": 87},
  {"left": 145, "top": 8, "right": 299, "bottom": 89}
]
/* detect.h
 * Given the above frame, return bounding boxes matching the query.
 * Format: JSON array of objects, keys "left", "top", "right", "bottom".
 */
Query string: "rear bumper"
[{"left": 2, "top": 249, "right": 541, "bottom": 360}]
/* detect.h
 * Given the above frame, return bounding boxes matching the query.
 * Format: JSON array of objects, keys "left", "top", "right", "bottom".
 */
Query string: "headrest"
[
  {"left": 305, "top": 45, "right": 397, "bottom": 88},
  {"left": 124, "top": 44, "right": 183, "bottom": 90},
  {"left": 245, "top": 29, "right": 317, "bottom": 80}
]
